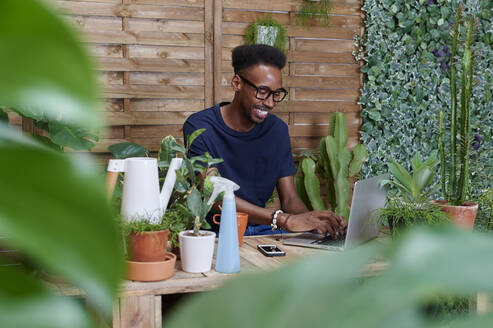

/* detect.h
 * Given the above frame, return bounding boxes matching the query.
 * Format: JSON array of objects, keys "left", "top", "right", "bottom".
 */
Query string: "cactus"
[
  {"left": 296, "top": 112, "right": 368, "bottom": 220},
  {"left": 439, "top": 7, "right": 475, "bottom": 206}
]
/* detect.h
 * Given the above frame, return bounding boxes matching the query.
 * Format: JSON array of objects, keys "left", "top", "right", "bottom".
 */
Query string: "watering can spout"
[{"left": 159, "top": 158, "right": 183, "bottom": 215}]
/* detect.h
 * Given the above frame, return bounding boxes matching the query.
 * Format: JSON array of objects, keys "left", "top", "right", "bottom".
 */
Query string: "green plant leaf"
[
  {"left": 108, "top": 142, "right": 150, "bottom": 159},
  {"left": 158, "top": 135, "right": 178, "bottom": 167},
  {"left": 186, "top": 187, "right": 204, "bottom": 219},
  {"left": 348, "top": 144, "right": 368, "bottom": 177},
  {"left": 411, "top": 153, "right": 423, "bottom": 172},
  {"left": 0, "top": 0, "right": 100, "bottom": 128},
  {"left": 186, "top": 128, "right": 205, "bottom": 150},
  {"left": 301, "top": 158, "right": 325, "bottom": 211},
  {"left": 0, "top": 263, "right": 93, "bottom": 328},
  {"left": 166, "top": 226, "right": 493, "bottom": 327},
  {"left": 0, "top": 124, "right": 124, "bottom": 314},
  {"left": 388, "top": 160, "right": 414, "bottom": 193},
  {"left": 412, "top": 166, "right": 434, "bottom": 196},
  {"left": 48, "top": 121, "right": 98, "bottom": 151}
]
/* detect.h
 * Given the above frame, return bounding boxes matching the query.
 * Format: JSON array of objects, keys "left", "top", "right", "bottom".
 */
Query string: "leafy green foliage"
[
  {"left": 0, "top": 1, "right": 124, "bottom": 326},
  {"left": 0, "top": 0, "right": 100, "bottom": 128},
  {"left": 108, "top": 142, "right": 150, "bottom": 159},
  {"left": 377, "top": 197, "right": 450, "bottom": 238},
  {"left": 357, "top": 0, "right": 492, "bottom": 213},
  {"left": 165, "top": 226, "right": 493, "bottom": 327},
  {"left": 161, "top": 207, "right": 189, "bottom": 248},
  {"left": 382, "top": 151, "right": 440, "bottom": 203},
  {"left": 244, "top": 16, "right": 287, "bottom": 53},
  {"left": 439, "top": 8, "right": 477, "bottom": 206},
  {"left": 296, "top": 0, "right": 332, "bottom": 27},
  {"left": 296, "top": 112, "right": 368, "bottom": 220}
]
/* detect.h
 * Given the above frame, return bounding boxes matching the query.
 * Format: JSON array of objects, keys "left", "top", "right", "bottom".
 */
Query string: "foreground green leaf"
[
  {"left": 0, "top": 124, "right": 124, "bottom": 314},
  {"left": 0, "top": 0, "right": 100, "bottom": 128},
  {"left": 166, "top": 226, "right": 493, "bottom": 327},
  {"left": 0, "top": 263, "right": 93, "bottom": 328}
]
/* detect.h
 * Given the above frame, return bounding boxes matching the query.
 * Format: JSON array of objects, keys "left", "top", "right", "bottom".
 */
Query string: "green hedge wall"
[{"left": 357, "top": 0, "right": 492, "bottom": 200}]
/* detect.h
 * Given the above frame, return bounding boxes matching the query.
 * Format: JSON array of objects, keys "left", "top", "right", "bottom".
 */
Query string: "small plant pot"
[
  {"left": 127, "top": 230, "right": 168, "bottom": 262},
  {"left": 126, "top": 252, "right": 176, "bottom": 282},
  {"left": 179, "top": 230, "right": 215, "bottom": 273},
  {"left": 432, "top": 200, "right": 478, "bottom": 231}
]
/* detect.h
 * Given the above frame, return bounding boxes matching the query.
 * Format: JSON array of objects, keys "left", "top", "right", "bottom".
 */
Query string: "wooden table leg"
[{"left": 117, "top": 295, "right": 162, "bottom": 328}]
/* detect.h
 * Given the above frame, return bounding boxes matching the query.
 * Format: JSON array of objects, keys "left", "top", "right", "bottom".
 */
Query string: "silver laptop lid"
[{"left": 344, "top": 174, "right": 388, "bottom": 249}]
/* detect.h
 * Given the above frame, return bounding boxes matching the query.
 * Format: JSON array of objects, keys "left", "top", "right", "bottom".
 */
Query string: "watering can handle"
[
  {"left": 105, "top": 159, "right": 126, "bottom": 200},
  {"left": 105, "top": 171, "right": 119, "bottom": 199}
]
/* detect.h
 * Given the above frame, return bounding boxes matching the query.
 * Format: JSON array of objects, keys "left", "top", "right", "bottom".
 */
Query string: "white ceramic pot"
[{"left": 179, "top": 230, "right": 216, "bottom": 273}]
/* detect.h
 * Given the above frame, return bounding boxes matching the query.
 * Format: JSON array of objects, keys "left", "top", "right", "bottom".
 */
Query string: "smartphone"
[{"left": 257, "top": 244, "right": 286, "bottom": 257}]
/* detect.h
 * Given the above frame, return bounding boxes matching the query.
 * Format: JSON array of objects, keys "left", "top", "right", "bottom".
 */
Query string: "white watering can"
[{"left": 105, "top": 157, "right": 183, "bottom": 224}]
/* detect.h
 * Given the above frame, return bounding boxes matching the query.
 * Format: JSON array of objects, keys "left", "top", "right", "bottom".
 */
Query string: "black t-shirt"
[{"left": 183, "top": 102, "right": 296, "bottom": 207}]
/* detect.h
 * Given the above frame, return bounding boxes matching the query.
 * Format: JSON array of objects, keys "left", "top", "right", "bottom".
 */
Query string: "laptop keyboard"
[{"left": 310, "top": 234, "right": 346, "bottom": 247}]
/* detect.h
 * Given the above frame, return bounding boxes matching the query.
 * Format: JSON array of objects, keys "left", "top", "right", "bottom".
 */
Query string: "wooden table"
[{"left": 51, "top": 233, "right": 389, "bottom": 328}]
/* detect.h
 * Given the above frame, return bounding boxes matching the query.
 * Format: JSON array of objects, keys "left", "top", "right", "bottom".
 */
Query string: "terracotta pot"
[
  {"left": 127, "top": 230, "right": 168, "bottom": 262},
  {"left": 213, "top": 212, "right": 248, "bottom": 246},
  {"left": 432, "top": 200, "right": 478, "bottom": 231},
  {"left": 179, "top": 230, "right": 215, "bottom": 273},
  {"left": 126, "top": 252, "right": 176, "bottom": 282}
]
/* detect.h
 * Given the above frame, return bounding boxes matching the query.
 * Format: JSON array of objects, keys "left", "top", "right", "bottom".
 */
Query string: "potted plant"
[
  {"left": 120, "top": 216, "right": 176, "bottom": 282},
  {"left": 295, "top": 112, "right": 368, "bottom": 220},
  {"left": 296, "top": 0, "right": 332, "bottom": 28},
  {"left": 170, "top": 129, "right": 224, "bottom": 273},
  {"left": 245, "top": 16, "right": 287, "bottom": 53},
  {"left": 378, "top": 151, "right": 450, "bottom": 237},
  {"left": 436, "top": 8, "right": 478, "bottom": 230}
]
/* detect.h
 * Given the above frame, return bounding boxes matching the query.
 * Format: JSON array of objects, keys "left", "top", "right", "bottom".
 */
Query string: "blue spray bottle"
[{"left": 207, "top": 176, "right": 240, "bottom": 273}]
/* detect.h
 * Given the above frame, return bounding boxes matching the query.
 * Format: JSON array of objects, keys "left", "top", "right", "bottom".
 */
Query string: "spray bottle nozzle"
[{"left": 207, "top": 176, "right": 240, "bottom": 205}]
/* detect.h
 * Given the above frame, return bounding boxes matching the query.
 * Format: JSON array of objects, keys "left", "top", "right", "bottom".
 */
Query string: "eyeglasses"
[{"left": 237, "top": 74, "right": 288, "bottom": 103}]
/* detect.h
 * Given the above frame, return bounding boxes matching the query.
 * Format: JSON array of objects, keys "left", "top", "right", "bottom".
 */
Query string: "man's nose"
[{"left": 262, "top": 93, "right": 275, "bottom": 108}]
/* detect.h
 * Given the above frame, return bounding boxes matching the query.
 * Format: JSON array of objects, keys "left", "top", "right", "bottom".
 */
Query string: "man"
[{"left": 183, "top": 44, "right": 346, "bottom": 236}]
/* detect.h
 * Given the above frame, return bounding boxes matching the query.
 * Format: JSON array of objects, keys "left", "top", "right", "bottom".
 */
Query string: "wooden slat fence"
[{"left": 13, "top": 0, "right": 364, "bottom": 162}]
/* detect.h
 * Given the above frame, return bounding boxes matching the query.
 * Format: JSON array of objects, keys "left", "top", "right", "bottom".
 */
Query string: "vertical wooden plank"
[
  {"left": 154, "top": 296, "right": 162, "bottom": 328},
  {"left": 112, "top": 298, "right": 121, "bottom": 328},
  {"left": 120, "top": 295, "right": 156, "bottom": 328},
  {"left": 122, "top": 12, "right": 131, "bottom": 140},
  {"left": 204, "top": 0, "right": 214, "bottom": 108},
  {"left": 288, "top": 7, "right": 297, "bottom": 130},
  {"left": 213, "top": 0, "right": 223, "bottom": 104}
]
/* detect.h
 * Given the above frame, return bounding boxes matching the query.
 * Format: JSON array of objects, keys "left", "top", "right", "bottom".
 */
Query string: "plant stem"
[
  {"left": 457, "top": 17, "right": 474, "bottom": 205},
  {"left": 449, "top": 7, "right": 461, "bottom": 202},
  {"left": 439, "top": 111, "right": 447, "bottom": 201}
]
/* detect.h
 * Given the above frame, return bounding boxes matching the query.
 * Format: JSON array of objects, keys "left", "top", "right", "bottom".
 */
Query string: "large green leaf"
[
  {"left": 388, "top": 160, "right": 414, "bottom": 193},
  {"left": 108, "top": 142, "right": 150, "bottom": 159},
  {"left": 301, "top": 158, "right": 325, "bottom": 211},
  {"left": 48, "top": 121, "right": 98, "bottom": 151},
  {"left": 166, "top": 226, "right": 493, "bottom": 327},
  {"left": 0, "top": 124, "right": 124, "bottom": 314},
  {"left": 348, "top": 144, "right": 368, "bottom": 178},
  {"left": 186, "top": 128, "right": 205, "bottom": 150},
  {"left": 0, "top": 263, "right": 93, "bottom": 328},
  {"left": 0, "top": 0, "right": 100, "bottom": 128}
]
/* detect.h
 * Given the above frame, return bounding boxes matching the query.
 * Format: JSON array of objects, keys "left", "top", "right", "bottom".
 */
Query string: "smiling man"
[{"left": 183, "top": 44, "right": 346, "bottom": 236}]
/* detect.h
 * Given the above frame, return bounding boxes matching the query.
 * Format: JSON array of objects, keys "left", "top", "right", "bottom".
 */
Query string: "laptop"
[{"left": 283, "top": 174, "right": 388, "bottom": 251}]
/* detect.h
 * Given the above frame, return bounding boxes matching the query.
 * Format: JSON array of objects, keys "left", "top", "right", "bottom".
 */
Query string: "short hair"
[{"left": 231, "top": 44, "right": 286, "bottom": 74}]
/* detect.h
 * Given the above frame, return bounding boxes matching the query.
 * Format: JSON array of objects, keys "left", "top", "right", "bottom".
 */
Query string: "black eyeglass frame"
[{"left": 236, "top": 74, "right": 288, "bottom": 103}]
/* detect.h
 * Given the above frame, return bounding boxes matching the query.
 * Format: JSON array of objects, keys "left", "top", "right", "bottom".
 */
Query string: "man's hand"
[{"left": 280, "top": 210, "right": 347, "bottom": 238}]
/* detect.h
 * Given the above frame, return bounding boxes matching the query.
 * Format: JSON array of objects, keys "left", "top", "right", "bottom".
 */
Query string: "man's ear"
[{"left": 231, "top": 74, "right": 241, "bottom": 92}]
